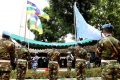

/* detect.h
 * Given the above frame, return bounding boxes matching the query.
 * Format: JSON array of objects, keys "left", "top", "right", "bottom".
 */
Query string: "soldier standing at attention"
[
  {"left": 0, "top": 33, "right": 16, "bottom": 80},
  {"left": 48, "top": 49, "right": 60, "bottom": 80},
  {"left": 96, "top": 23, "right": 120, "bottom": 80},
  {"left": 16, "top": 42, "right": 31, "bottom": 80},
  {"left": 74, "top": 45, "right": 87, "bottom": 80}
]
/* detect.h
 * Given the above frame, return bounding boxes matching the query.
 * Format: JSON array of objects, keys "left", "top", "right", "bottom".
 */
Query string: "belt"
[
  {"left": 49, "top": 61, "right": 58, "bottom": 63},
  {"left": 18, "top": 59, "right": 27, "bottom": 62},
  {"left": 0, "top": 60, "right": 10, "bottom": 62},
  {"left": 101, "top": 60, "right": 117, "bottom": 64},
  {"left": 76, "top": 59, "right": 86, "bottom": 61}
]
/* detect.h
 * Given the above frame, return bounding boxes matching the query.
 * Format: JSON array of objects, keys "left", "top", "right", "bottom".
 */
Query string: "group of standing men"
[
  {"left": 0, "top": 23, "right": 120, "bottom": 80},
  {"left": 0, "top": 33, "right": 30, "bottom": 80},
  {"left": 48, "top": 23, "right": 120, "bottom": 80}
]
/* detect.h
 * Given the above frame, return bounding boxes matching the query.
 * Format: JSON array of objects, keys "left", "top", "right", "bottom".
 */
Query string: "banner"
[{"left": 74, "top": 2, "right": 101, "bottom": 40}]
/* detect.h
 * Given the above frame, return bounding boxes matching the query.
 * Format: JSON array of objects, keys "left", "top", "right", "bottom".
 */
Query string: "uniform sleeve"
[{"left": 96, "top": 41, "right": 103, "bottom": 58}]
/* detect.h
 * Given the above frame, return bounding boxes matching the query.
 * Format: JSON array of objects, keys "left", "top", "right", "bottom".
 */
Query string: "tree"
[
  {"left": 90, "top": 0, "right": 120, "bottom": 39},
  {"left": 35, "top": 0, "right": 98, "bottom": 42}
]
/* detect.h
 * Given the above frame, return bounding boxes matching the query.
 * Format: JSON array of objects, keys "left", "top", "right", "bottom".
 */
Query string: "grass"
[{"left": 10, "top": 67, "right": 101, "bottom": 79}]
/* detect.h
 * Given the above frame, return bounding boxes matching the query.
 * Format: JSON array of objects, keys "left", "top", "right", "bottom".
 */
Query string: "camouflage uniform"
[
  {"left": 0, "top": 38, "right": 15, "bottom": 80},
  {"left": 48, "top": 49, "right": 60, "bottom": 80},
  {"left": 97, "top": 36, "right": 120, "bottom": 80},
  {"left": 16, "top": 46, "right": 30, "bottom": 80},
  {"left": 74, "top": 46, "right": 87, "bottom": 80},
  {"left": 97, "top": 24, "right": 120, "bottom": 80}
]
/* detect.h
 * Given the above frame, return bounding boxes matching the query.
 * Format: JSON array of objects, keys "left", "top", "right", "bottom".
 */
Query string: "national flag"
[
  {"left": 26, "top": 0, "right": 41, "bottom": 16},
  {"left": 74, "top": 2, "right": 101, "bottom": 40},
  {"left": 28, "top": 15, "right": 43, "bottom": 34},
  {"left": 27, "top": 0, "right": 50, "bottom": 20},
  {"left": 28, "top": 0, "right": 49, "bottom": 10}
]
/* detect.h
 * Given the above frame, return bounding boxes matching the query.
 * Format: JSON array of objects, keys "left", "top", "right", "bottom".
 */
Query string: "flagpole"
[
  {"left": 24, "top": 13, "right": 27, "bottom": 41},
  {"left": 19, "top": 1, "right": 26, "bottom": 38},
  {"left": 74, "top": 2, "right": 77, "bottom": 41},
  {"left": 24, "top": 0, "right": 29, "bottom": 49},
  {"left": 25, "top": 1, "right": 30, "bottom": 49}
]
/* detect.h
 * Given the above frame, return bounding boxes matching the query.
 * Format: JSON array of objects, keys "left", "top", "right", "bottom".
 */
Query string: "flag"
[
  {"left": 28, "top": 15, "right": 43, "bottom": 34},
  {"left": 27, "top": 0, "right": 50, "bottom": 20},
  {"left": 74, "top": 2, "right": 101, "bottom": 40},
  {"left": 27, "top": 0, "right": 41, "bottom": 15},
  {"left": 28, "top": 0, "right": 49, "bottom": 10}
]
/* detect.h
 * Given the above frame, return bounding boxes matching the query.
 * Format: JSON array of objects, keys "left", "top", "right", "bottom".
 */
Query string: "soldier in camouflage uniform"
[
  {"left": 74, "top": 45, "right": 87, "bottom": 80},
  {"left": 0, "top": 33, "right": 16, "bottom": 80},
  {"left": 16, "top": 42, "right": 31, "bottom": 80},
  {"left": 48, "top": 49, "right": 60, "bottom": 80},
  {"left": 96, "top": 24, "right": 120, "bottom": 80}
]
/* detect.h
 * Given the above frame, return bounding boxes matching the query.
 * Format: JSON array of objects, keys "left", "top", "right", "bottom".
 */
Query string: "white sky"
[{"left": 0, "top": 0, "right": 49, "bottom": 39}]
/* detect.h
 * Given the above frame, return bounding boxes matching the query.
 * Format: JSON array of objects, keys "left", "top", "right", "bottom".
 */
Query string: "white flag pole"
[{"left": 74, "top": 2, "right": 77, "bottom": 41}]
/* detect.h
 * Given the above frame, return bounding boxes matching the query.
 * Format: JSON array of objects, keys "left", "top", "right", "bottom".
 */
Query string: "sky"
[
  {"left": 0, "top": 0, "right": 49, "bottom": 39},
  {"left": 0, "top": 0, "right": 75, "bottom": 42}
]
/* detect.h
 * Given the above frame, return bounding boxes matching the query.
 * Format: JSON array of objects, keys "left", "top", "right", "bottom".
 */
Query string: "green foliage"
[
  {"left": 90, "top": 0, "right": 120, "bottom": 39},
  {"left": 33, "top": 0, "right": 120, "bottom": 41},
  {"left": 34, "top": 0, "right": 97, "bottom": 42}
]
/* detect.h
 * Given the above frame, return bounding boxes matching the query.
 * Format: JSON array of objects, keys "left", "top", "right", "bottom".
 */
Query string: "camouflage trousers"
[
  {"left": 16, "top": 59, "right": 27, "bottom": 80},
  {"left": 101, "top": 60, "right": 120, "bottom": 80},
  {"left": 48, "top": 61, "right": 59, "bottom": 80},
  {"left": 75, "top": 59, "right": 86, "bottom": 80},
  {"left": 0, "top": 60, "right": 11, "bottom": 80}
]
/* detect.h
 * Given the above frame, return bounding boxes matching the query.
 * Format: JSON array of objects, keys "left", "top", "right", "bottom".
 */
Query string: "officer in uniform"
[
  {"left": 74, "top": 45, "right": 87, "bottom": 80},
  {"left": 16, "top": 42, "right": 31, "bottom": 80},
  {"left": 48, "top": 49, "right": 60, "bottom": 80},
  {"left": 96, "top": 23, "right": 120, "bottom": 80},
  {"left": 0, "top": 33, "right": 16, "bottom": 80}
]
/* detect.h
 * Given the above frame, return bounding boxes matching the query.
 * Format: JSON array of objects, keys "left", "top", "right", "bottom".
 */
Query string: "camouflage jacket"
[
  {"left": 97, "top": 36, "right": 120, "bottom": 60},
  {"left": 48, "top": 50, "right": 60, "bottom": 62},
  {"left": 74, "top": 46, "right": 87, "bottom": 59},
  {"left": 0, "top": 38, "right": 15, "bottom": 60},
  {"left": 16, "top": 46, "right": 31, "bottom": 61}
]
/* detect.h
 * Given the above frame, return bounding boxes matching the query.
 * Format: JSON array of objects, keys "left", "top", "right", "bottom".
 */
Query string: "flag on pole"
[
  {"left": 74, "top": 2, "right": 101, "bottom": 40},
  {"left": 28, "top": 0, "right": 49, "bottom": 10},
  {"left": 27, "top": 0, "right": 41, "bottom": 16},
  {"left": 28, "top": 15, "right": 43, "bottom": 34},
  {"left": 27, "top": 0, "right": 50, "bottom": 20}
]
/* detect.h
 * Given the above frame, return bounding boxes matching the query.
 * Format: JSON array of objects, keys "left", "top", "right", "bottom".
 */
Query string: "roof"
[{"left": 3, "top": 32, "right": 98, "bottom": 49}]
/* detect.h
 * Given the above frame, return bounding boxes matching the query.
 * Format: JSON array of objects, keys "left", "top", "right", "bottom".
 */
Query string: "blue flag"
[{"left": 74, "top": 2, "right": 101, "bottom": 40}]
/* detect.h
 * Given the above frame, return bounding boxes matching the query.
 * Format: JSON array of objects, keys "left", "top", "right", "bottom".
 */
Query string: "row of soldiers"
[
  {"left": 0, "top": 23, "right": 120, "bottom": 80},
  {"left": 48, "top": 23, "right": 120, "bottom": 80},
  {"left": 0, "top": 33, "right": 30, "bottom": 80},
  {"left": 47, "top": 45, "right": 88, "bottom": 80}
]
